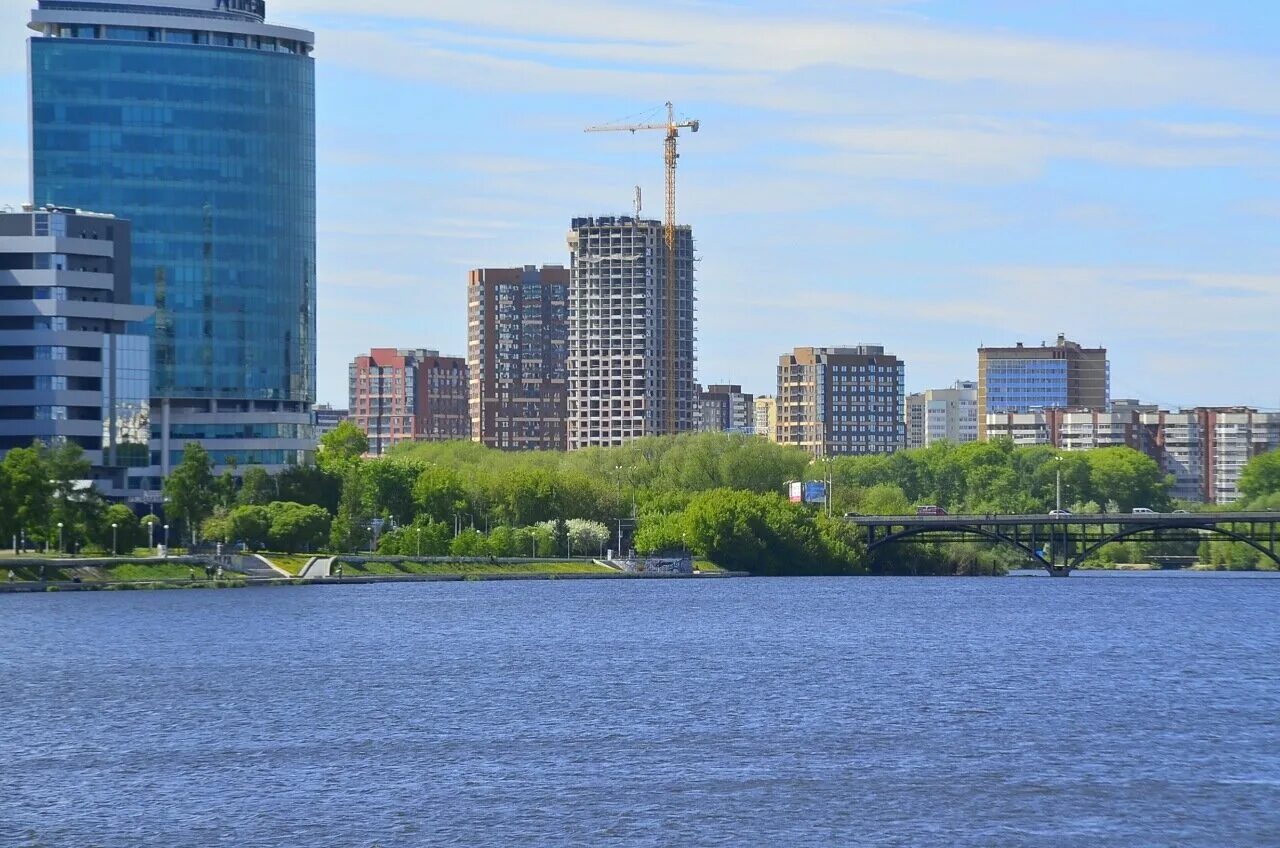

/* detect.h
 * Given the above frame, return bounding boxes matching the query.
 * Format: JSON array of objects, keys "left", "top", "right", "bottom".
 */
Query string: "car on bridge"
[
  {"left": 1132, "top": 507, "right": 1156, "bottom": 514},
  {"left": 915, "top": 505, "right": 948, "bottom": 517},
  {"left": 1049, "top": 509, "right": 1072, "bottom": 517}
]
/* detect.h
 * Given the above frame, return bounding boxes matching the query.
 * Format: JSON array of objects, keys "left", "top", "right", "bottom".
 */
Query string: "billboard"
[
  {"left": 789, "top": 481, "right": 804, "bottom": 504},
  {"left": 804, "top": 481, "right": 828, "bottom": 505}
]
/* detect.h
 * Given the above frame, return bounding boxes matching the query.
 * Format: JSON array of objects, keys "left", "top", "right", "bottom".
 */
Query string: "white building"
[{"left": 905, "top": 380, "right": 978, "bottom": 449}]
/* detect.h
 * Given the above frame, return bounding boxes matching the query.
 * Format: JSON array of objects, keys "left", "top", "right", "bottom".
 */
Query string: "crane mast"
[{"left": 586, "top": 102, "right": 700, "bottom": 435}]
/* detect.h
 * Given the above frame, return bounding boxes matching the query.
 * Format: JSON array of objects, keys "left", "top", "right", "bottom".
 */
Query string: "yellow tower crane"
[{"left": 586, "top": 102, "right": 701, "bottom": 435}]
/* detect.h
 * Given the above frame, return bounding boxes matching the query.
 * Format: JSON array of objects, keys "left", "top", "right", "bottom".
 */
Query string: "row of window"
[{"left": 51, "top": 26, "right": 310, "bottom": 55}]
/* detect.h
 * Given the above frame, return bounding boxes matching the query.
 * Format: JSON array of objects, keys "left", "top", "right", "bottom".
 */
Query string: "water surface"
[{"left": 3, "top": 575, "right": 1278, "bottom": 846}]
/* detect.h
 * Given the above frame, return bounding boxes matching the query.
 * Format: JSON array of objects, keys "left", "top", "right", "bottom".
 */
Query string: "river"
[{"left": 3, "top": 573, "right": 1278, "bottom": 847}]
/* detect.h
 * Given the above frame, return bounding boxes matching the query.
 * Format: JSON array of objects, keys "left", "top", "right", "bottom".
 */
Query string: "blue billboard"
[{"left": 804, "top": 481, "right": 828, "bottom": 504}]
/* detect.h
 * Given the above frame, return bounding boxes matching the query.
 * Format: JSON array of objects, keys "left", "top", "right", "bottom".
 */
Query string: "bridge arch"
[
  {"left": 1070, "top": 524, "right": 1280, "bottom": 570},
  {"left": 869, "top": 525, "right": 1052, "bottom": 569}
]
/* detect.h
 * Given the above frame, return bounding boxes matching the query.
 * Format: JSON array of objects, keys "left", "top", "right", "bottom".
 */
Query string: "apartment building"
[
  {"left": 984, "top": 402, "right": 1279, "bottom": 504},
  {"left": 349, "top": 348, "right": 468, "bottom": 456},
  {"left": 468, "top": 266, "right": 569, "bottom": 451},
  {"left": 566, "top": 216, "right": 695, "bottom": 448},
  {"left": 697, "top": 384, "right": 754, "bottom": 435},
  {"left": 1143, "top": 407, "right": 1280, "bottom": 505},
  {"left": 905, "top": 380, "right": 978, "bottom": 449},
  {"left": 978, "top": 334, "right": 1109, "bottom": 438},
  {"left": 777, "top": 345, "right": 906, "bottom": 458},
  {"left": 754, "top": 395, "right": 778, "bottom": 441}
]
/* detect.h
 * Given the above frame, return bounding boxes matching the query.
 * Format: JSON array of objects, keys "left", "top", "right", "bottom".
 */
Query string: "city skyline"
[{"left": 2, "top": 1, "right": 1278, "bottom": 410}]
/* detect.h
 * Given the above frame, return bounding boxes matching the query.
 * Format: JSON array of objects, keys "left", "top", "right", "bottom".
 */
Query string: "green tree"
[
  {"left": 163, "top": 443, "right": 216, "bottom": 546},
  {"left": 1085, "top": 447, "right": 1172, "bottom": 513},
  {"left": 267, "top": 502, "right": 331, "bottom": 553},
  {"left": 238, "top": 467, "right": 276, "bottom": 506},
  {"left": 2, "top": 444, "right": 53, "bottom": 545},
  {"left": 318, "top": 421, "right": 368, "bottom": 473},
  {"left": 227, "top": 505, "right": 272, "bottom": 550},
  {"left": 97, "top": 503, "right": 142, "bottom": 554},
  {"left": 1239, "top": 450, "right": 1280, "bottom": 501}
]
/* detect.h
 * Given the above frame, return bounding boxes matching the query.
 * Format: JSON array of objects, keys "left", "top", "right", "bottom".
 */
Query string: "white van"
[{"left": 1132, "top": 507, "right": 1155, "bottom": 515}]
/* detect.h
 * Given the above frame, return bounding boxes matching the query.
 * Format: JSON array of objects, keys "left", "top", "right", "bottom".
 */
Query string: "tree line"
[{"left": 5, "top": 422, "right": 1278, "bottom": 571}]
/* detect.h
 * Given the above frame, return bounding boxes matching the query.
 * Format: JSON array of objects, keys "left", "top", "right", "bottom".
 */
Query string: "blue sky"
[{"left": 2, "top": 0, "right": 1278, "bottom": 410}]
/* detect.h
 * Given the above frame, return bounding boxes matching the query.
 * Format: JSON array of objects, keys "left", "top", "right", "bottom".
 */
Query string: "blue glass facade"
[
  {"left": 29, "top": 32, "right": 316, "bottom": 405},
  {"left": 984, "top": 359, "right": 1070, "bottom": 413}
]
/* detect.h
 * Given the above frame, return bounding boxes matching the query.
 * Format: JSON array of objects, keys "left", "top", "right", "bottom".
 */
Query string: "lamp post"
[
  {"left": 148, "top": 518, "right": 155, "bottom": 551},
  {"left": 163, "top": 523, "right": 170, "bottom": 553},
  {"left": 415, "top": 526, "right": 422, "bottom": 558},
  {"left": 1055, "top": 455, "right": 1064, "bottom": 513},
  {"left": 57, "top": 522, "right": 64, "bottom": 555},
  {"left": 112, "top": 523, "right": 119, "bottom": 557}
]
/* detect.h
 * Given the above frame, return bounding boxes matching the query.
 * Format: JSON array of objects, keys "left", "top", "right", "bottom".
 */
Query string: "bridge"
[{"left": 847, "top": 512, "right": 1280, "bottom": 576}]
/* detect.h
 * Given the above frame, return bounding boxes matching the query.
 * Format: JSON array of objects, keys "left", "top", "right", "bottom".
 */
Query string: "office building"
[
  {"left": 28, "top": 0, "right": 317, "bottom": 492},
  {"left": 697, "top": 384, "right": 754, "bottom": 435},
  {"left": 349, "top": 349, "right": 468, "bottom": 457},
  {"left": 313, "top": 403, "right": 348, "bottom": 440},
  {"left": 977, "top": 334, "right": 1108, "bottom": 438},
  {"left": 777, "top": 345, "right": 906, "bottom": 458},
  {"left": 566, "top": 216, "right": 695, "bottom": 449},
  {"left": 905, "top": 380, "right": 978, "bottom": 449},
  {"left": 0, "top": 206, "right": 152, "bottom": 495},
  {"left": 468, "top": 266, "right": 569, "bottom": 451},
  {"left": 754, "top": 395, "right": 777, "bottom": 441}
]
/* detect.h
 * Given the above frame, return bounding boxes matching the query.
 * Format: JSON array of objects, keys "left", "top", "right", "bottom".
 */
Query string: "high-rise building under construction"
[{"left": 566, "top": 216, "right": 695, "bottom": 449}]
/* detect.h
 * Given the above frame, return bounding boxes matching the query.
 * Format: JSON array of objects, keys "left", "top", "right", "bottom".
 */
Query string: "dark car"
[{"left": 915, "top": 505, "right": 948, "bottom": 517}]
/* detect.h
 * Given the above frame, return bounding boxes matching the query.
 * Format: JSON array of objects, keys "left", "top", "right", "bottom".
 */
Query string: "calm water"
[{"left": 3, "top": 575, "right": 1279, "bottom": 847}]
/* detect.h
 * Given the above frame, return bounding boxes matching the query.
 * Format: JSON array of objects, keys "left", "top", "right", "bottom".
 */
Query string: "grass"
[
  {"left": 336, "top": 560, "right": 616, "bottom": 578},
  {"left": 258, "top": 553, "right": 315, "bottom": 576},
  {"left": 694, "top": 558, "right": 727, "bottom": 573}
]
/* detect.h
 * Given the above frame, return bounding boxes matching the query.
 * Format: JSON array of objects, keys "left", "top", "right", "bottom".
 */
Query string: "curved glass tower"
[{"left": 28, "top": 0, "right": 315, "bottom": 490}]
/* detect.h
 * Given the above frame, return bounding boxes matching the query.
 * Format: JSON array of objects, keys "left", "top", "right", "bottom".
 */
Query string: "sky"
[{"left": 2, "top": 0, "right": 1278, "bottom": 410}]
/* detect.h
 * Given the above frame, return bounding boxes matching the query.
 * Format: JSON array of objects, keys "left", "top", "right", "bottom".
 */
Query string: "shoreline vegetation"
[{"left": 1, "top": 427, "right": 1278, "bottom": 584}]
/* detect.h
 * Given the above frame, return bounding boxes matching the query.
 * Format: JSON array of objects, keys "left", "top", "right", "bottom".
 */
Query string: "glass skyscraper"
[{"left": 27, "top": 0, "right": 316, "bottom": 492}]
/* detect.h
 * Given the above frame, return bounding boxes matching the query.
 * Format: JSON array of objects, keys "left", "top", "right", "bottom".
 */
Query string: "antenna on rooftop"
[{"left": 634, "top": 185, "right": 642, "bottom": 218}]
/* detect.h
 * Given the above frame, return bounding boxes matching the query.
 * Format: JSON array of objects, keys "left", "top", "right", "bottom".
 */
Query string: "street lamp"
[
  {"left": 112, "top": 523, "right": 119, "bottom": 556},
  {"left": 163, "top": 523, "right": 170, "bottom": 553},
  {"left": 1055, "top": 455, "right": 1064, "bottom": 513},
  {"left": 415, "top": 526, "right": 422, "bottom": 558},
  {"left": 57, "top": 522, "right": 64, "bottom": 555},
  {"left": 148, "top": 518, "right": 155, "bottom": 550}
]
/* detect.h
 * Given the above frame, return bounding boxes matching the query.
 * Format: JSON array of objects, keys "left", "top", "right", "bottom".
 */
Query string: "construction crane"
[{"left": 586, "top": 102, "right": 700, "bottom": 435}]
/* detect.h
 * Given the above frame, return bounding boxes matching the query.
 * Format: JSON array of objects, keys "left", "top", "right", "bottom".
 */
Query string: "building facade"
[
  {"left": 977, "top": 334, "right": 1108, "bottom": 438},
  {"left": 697, "top": 384, "right": 754, "bottom": 435},
  {"left": 468, "top": 266, "right": 569, "bottom": 451},
  {"left": 349, "top": 349, "right": 468, "bottom": 457},
  {"left": 0, "top": 206, "right": 152, "bottom": 494},
  {"left": 28, "top": 0, "right": 317, "bottom": 493},
  {"left": 753, "top": 395, "right": 777, "bottom": 442},
  {"left": 1143, "top": 408, "right": 1280, "bottom": 505},
  {"left": 905, "top": 380, "right": 978, "bottom": 449},
  {"left": 566, "top": 216, "right": 695, "bottom": 449},
  {"left": 777, "top": 345, "right": 906, "bottom": 458},
  {"left": 983, "top": 402, "right": 1280, "bottom": 504},
  {"left": 313, "top": 403, "right": 348, "bottom": 441}
]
